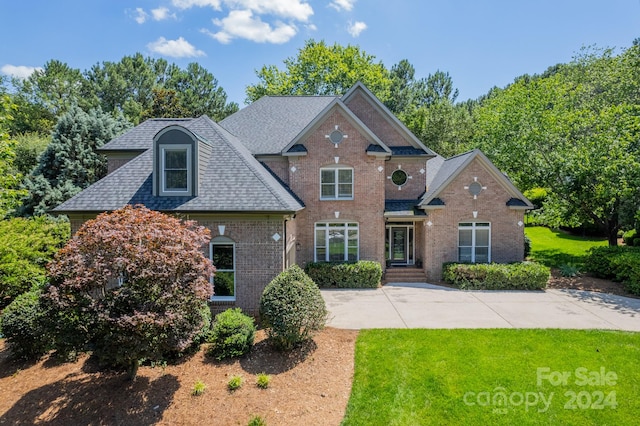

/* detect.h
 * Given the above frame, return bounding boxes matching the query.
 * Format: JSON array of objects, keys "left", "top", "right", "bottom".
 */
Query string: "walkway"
[{"left": 321, "top": 283, "right": 640, "bottom": 331}]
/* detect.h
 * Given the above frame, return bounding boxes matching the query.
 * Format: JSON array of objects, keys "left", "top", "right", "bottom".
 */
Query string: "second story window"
[
  {"left": 161, "top": 145, "right": 191, "bottom": 194},
  {"left": 320, "top": 167, "right": 353, "bottom": 200}
]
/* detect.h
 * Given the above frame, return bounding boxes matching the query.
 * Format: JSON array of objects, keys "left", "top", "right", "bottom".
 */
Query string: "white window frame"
[
  {"left": 314, "top": 222, "right": 359, "bottom": 262},
  {"left": 458, "top": 222, "right": 491, "bottom": 263},
  {"left": 160, "top": 144, "right": 191, "bottom": 195},
  {"left": 320, "top": 167, "right": 354, "bottom": 200},
  {"left": 209, "top": 238, "right": 236, "bottom": 301}
]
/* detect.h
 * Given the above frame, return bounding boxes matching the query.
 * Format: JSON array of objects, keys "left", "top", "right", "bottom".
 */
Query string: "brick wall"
[
  {"left": 384, "top": 158, "right": 427, "bottom": 200},
  {"left": 288, "top": 109, "right": 387, "bottom": 267},
  {"left": 344, "top": 92, "right": 410, "bottom": 146},
  {"left": 68, "top": 212, "right": 288, "bottom": 316},
  {"left": 422, "top": 157, "right": 526, "bottom": 280},
  {"left": 195, "top": 215, "right": 287, "bottom": 315}
]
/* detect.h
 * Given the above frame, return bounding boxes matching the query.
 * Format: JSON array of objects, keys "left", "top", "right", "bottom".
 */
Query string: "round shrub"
[
  {"left": 622, "top": 229, "right": 638, "bottom": 246},
  {"left": 0, "top": 290, "right": 52, "bottom": 359},
  {"left": 259, "top": 265, "right": 327, "bottom": 350},
  {"left": 207, "top": 308, "right": 255, "bottom": 360}
]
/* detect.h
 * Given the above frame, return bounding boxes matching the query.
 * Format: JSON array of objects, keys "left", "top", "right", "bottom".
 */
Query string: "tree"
[
  {"left": 44, "top": 205, "right": 214, "bottom": 379},
  {"left": 85, "top": 53, "right": 166, "bottom": 124},
  {"left": 246, "top": 39, "right": 391, "bottom": 103},
  {"left": 11, "top": 60, "right": 90, "bottom": 133},
  {"left": 21, "top": 106, "right": 130, "bottom": 215},
  {"left": 140, "top": 88, "right": 190, "bottom": 120},
  {"left": 403, "top": 100, "right": 474, "bottom": 157},
  {"left": 0, "top": 95, "right": 28, "bottom": 217},
  {"left": 473, "top": 45, "right": 640, "bottom": 245},
  {"left": 86, "top": 54, "right": 238, "bottom": 124},
  {"left": 388, "top": 62, "right": 472, "bottom": 157},
  {"left": 165, "top": 62, "right": 238, "bottom": 120}
]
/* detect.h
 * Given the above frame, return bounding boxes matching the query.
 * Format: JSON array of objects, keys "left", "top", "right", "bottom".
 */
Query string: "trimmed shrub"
[
  {"left": 0, "top": 290, "right": 52, "bottom": 359},
  {"left": 260, "top": 265, "right": 327, "bottom": 350},
  {"left": 305, "top": 261, "right": 382, "bottom": 288},
  {"left": 585, "top": 246, "right": 640, "bottom": 295},
  {"left": 622, "top": 229, "right": 638, "bottom": 246},
  {"left": 442, "top": 262, "right": 550, "bottom": 290},
  {"left": 207, "top": 308, "right": 256, "bottom": 360}
]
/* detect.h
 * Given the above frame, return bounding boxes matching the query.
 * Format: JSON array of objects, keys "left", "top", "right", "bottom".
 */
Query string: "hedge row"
[
  {"left": 584, "top": 246, "right": 640, "bottom": 295},
  {"left": 304, "top": 261, "right": 382, "bottom": 288},
  {"left": 442, "top": 262, "right": 550, "bottom": 290}
]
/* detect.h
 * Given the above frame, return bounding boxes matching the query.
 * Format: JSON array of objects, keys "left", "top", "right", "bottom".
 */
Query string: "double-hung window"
[
  {"left": 161, "top": 145, "right": 191, "bottom": 195},
  {"left": 320, "top": 167, "right": 353, "bottom": 200},
  {"left": 458, "top": 222, "right": 491, "bottom": 263},
  {"left": 315, "top": 222, "right": 359, "bottom": 262},
  {"left": 210, "top": 237, "right": 235, "bottom": 301}
]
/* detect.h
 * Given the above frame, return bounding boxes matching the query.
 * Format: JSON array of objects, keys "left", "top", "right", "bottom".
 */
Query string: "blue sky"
[{"left": 1, "top": 0, "right": 639, "bottom": 106}]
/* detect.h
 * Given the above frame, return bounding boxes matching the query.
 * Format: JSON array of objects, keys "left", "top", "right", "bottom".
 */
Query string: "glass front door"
[
  {"left": 387, "top": 224, "right": 414, "bottom": 265},
  {"left": 391, "top": 228, "right": 407, "bottom": 262}
]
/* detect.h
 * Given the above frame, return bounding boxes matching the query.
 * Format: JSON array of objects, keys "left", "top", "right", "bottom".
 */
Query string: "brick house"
[{"left": 55, "top": 82, "right": 532, "bottom": 314}]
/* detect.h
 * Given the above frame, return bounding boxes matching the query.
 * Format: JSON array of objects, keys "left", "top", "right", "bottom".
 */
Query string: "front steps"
[{"left": 383, "top": 266, "right": 426, "bottom": 283}]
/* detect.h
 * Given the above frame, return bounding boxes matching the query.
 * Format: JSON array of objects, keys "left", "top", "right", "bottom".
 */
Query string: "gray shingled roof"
[
  {"left": 55, "top": 117, "right": 304, "bottom": 213},
  {"left": 421, "top": 151, "right": 474, "bottom": 206},
  {"left": 384, "top": 199, "right": 426, "bottom": 217},
  {"left": 100, "top": 118, "right": 194, "bottom": 151},
  {"left": 420, "top": 149, "right": 533, "bottom": 209},
  {"left": 219, "top": 96, "right": 337, "bottom": 155}
]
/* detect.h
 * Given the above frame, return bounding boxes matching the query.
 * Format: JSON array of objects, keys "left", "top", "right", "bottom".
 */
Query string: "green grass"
[
  {"left": 525, "top": 226, "right": 608, "bottom": 268},
  {"left": 342, "top": 329, "right": 640, "bottom": 426}
]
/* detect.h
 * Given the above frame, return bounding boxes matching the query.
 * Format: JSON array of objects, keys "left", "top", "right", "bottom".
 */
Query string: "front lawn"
[
  {"left": 343, "top": 329, "right": 640, "bottom": 425},
  {"left": 525, "top": 226, "right": 608, "bottom": 268}
]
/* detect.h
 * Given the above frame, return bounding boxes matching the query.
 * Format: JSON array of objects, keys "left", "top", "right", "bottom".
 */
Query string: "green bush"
[
  {"left": 0, "top": 290, "right": 52, "bottom": 359},
  {"left": 0, "top": 216, "right": 70, "bottom": 308},
  {"left": 305, "top": 261, "right": 382, "bottom": 288},
  {"left": 585, "top": 246, "right": 640, "bottom": 295},
  {"left": 207, "top": 308, "right": 255, "bottom": 360},
  {"left": 260, "top": 265, "right": 327, "bottom": 350},
  {"left": 442, "top": 262, "right": 550, "bottom": 290},
  {"left": 622, "top": 229, "right": 638, "bottom": 246}
]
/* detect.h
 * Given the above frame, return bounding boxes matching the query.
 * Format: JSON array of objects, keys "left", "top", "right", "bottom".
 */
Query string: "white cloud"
[
  {"left": 347, "top": 20, "right": 366, "bottom": 37},
  {"left": 207, "top": 9, "right": 297, "bottom": 44},
  {"left": 133, "top": 7, "right": 148, "bottom": 24},
  {"left": 172, "top": 0, "right": 221, "bottom": 9},
  {"left": 224, "top": 0, "right": 313, "bottom": 21},
  {"left": 147, "top": 37, "right": 206, "bottom": 58},
  {"left": 1, "top": 64, "right": 42, "bottom": 79},
  {"left": 151, "top": 7, "right": 177, "bottom": 21},
  {"left": 330, "top": 0, "right": 356, "bottom": 12}
]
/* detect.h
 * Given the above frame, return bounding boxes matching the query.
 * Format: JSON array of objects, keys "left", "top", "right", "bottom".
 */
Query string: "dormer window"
[
  {"left": 154, "top": 126, "right": 198, "bottom": 197},
  {"left": 161, "top": 145, "right": 191, "bottom": 194}
]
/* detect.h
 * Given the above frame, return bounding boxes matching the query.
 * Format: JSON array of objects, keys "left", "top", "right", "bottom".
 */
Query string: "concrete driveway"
[{"left": 321, "top": 283, "right": 640, "bottom": 331}]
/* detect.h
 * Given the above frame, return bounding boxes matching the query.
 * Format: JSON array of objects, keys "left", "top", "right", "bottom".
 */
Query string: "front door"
[{"left": 391, "top": 227, "right": 408, "bottom": 263}]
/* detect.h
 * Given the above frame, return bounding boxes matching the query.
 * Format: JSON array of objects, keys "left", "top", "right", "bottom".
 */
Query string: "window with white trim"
[
  {"left": 315, "top": 222, "right": 359, "bottom": 262},
  {"left": 458, "top": 222, "right": 490, "bottom": 263},
  {"left": 161, "top": 145, "right": 191, "bottom": 195},
  {"left": 210, "top": 237, "right": 235, "bottom": 300},
  {"left": 320, "top": 167, "right": 353, "bottom": 200}
]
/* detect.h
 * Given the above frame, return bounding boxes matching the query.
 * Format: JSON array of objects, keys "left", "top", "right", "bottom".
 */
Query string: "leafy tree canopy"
[
  {"left": 8, "top": 54, "right": 238, "bottom": 133},
  {"left": 246, "top": 39, "right": 392, "bottom": 103},
  {"left": 473, "top": 45, "right": 640, "bottom": 244},
  {"left": 0, "top": 95, "right": 28, "bottom": 217}
]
